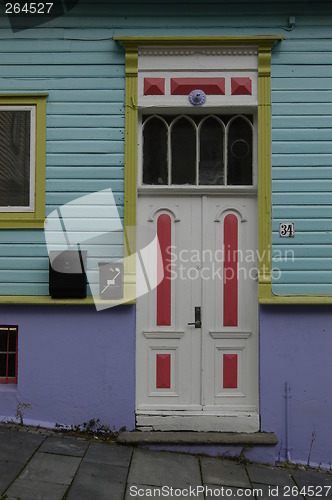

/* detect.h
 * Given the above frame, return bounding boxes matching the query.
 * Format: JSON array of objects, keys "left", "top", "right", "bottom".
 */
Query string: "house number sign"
[{"left": 279, "top": 222, "right": 295, "bottom": 238}]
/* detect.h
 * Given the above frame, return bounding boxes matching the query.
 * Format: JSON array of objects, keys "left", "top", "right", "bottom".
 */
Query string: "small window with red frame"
[{"left": 0, "top": 326, "right": 18, "bottom": 384}]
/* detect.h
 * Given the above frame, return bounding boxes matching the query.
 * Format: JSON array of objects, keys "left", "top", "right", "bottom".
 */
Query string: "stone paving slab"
[
  {"left": 246, "top": 462, "right": 295, "bottom": 486},
  {"left": 291, "top": 469, "right": 332, "bottom": 497},
  {"left": 19, "top": 452, "right": 81, "bottom": 485},
  {"left": 38, "top": 436, "right": 89, "bottom": 457},
  {"left": 0, "top": 459, "right": 26, "bottom": 495},
  {"left": 4, "top": 477, "right": 68, "bottom": 500},
  {"left": 0, "top": 428, "right": 44, "bottom": 463},
  {"left": 201, "top": 457, "right": 251, "bottom": 488},
  {"left": 128, "top": 449, "right": 202, "bottom": 488},
  {"left": 84, "top": 442, "right": 133, "bottom": 467},
  {"left": 66, "top": 461, "right": 127, "bottom": 500}
]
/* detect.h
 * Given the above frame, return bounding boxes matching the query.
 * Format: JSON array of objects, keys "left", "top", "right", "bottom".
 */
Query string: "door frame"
[{"left": 114, "top": 36, "right": 281, "bottom": 431}]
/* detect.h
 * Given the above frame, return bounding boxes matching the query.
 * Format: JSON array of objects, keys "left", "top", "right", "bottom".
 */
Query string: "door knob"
[{"left": 188, "top": 306, "right": 201, "bottom": 328}]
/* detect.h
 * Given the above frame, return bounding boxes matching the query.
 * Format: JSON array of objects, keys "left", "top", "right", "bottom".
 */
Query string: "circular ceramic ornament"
[{"left": 188, "top": 89, "right": 206, "bottom": 106}]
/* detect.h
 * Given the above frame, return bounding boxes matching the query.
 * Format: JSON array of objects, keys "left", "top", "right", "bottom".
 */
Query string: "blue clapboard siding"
[
  {"left": 271, "top": 23, "right": 332, "bottom": 294},
  {"left": 0, "top": 1, "right": 332, "bottom": 295}
]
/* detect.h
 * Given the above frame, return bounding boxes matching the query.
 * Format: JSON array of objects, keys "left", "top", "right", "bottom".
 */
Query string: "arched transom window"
[{"left": 142, "top": 114, "right": 253, "bottom": 187}]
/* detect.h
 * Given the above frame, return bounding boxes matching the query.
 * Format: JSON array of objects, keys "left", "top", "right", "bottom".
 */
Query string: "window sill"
[
  {"left": 0, "top": 384, "right": 17, "bottom": 392},
  {"left": 0, "top": 217, "right": 45, "bottom": 229}
]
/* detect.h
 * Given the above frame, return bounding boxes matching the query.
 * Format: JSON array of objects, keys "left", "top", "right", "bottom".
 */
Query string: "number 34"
[{"left": 279, "top": 223, "right": 295, "bottom": 238}]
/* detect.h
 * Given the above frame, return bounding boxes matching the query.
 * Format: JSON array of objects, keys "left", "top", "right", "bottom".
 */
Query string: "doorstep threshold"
[{"left": 117, "top": 431, "right": 278, "bottom": 446}]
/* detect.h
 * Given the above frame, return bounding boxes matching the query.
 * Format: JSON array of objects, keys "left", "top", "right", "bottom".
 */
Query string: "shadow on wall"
[{"left": 259, "top": 305, "right": 332, "bottom": 468}]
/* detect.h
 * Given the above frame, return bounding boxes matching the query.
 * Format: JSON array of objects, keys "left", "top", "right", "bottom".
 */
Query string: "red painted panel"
[
  {"left": 223, "top": 354, "right": 238, "bottom": 389},
  {"left": 144, "top": 78, "right": 165, "bottom": 96},
  {"left": 156, "top": 353, "right": 171, "bottom": 388},
  {"left": 171, "top": 78, "right": 225, "bottom": 95},
  {"left": 231, "top": 77, "right": 252, "bottom": 95},
  {"left": 223, "top": 214, "right": 238, "bottom": 326},
  {"left": 157, "top": 214, "right": 172, "bottom": 325}
]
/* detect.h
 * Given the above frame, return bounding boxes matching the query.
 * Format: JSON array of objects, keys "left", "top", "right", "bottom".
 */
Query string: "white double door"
[{"left": 136, "top": 194, "right": 259, "bottom": 431}]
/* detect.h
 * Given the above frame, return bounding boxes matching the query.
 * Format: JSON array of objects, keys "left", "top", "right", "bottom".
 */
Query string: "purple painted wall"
[
  {"left": 0, "top": 305, "right": 136, "bottom": 431},
  {"left": 260, "top": 305, "right": 332, "bottom": 468},
  {"left": 1, "top": 303, "right": 331, "bottom": 467}
]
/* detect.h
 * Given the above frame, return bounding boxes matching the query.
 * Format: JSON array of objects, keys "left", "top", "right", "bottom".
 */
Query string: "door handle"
[{"left": 188, "top": 306, "right": 201, "bottom": 328}]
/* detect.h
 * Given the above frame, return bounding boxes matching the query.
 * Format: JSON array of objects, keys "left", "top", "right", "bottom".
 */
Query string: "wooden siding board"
[
  {"left": 47, "top": 129, "right": 124, "bottom": 141},
  {"left": 272, "top": 78, "right": 332, "bottom": 90},
  {"left": 272, "top": 233, "right": 332, "bottom": 245},
  {"left": 273, "top": 91, "right": 332, "bottom": 103},
  {"left": 272, "top": 259, "right": 332, "bottom": 272},
  {"left": 46, "top": 167, "right": 124, "bottom": 179},
  {"left": 47, "top": 116, "right": 125, "bottom": 128},
  {"left": 273, "top": 206, "right": 332, "bottom": 218},
  {"left": 272, "top": 131, "right": 332, "bottom": 141},
  {"left": 273, "top": 180, "right": 332, "bottom": 191},
  {"left": 273, "top": 246, "right": 332, "bottom": 258},
  {"left": 45, "top": 193, "right": 123, "bottom": 206},
  {"left": 272, "top": 155, "right": 332, "bottom": 167},
  {"left": 46, "top": 154, "right": 124, "bottom": 166},
  {"left": 46, "top": 141, "right": 124, "bottom": 154},
  {"left": 272, "top": 116, "right": 332, "bottom": 128},
  {"left": 272, "top": 285, "right": 332, "bottom": 294}
]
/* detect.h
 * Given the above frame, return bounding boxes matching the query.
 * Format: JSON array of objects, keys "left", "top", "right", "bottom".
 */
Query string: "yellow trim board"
[
  {"left": 114, "top": 35, "right": 283, "bottom": 47},
  {"left": 0, "top": 94, "right": 47, "bottom": 229},
  {"left": 260, "top": 295, "right": 332, "bottom": 305},
  {"left": 0, "top": 296, "right": 135, "bottom": 306}
]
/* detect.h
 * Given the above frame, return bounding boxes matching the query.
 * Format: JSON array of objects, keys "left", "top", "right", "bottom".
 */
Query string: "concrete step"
[
  {"left": 118, "top": 431, "right": 278, "bottom": 446},
  {"left": 117, "top": 431, "right": 279, "bottom": 464}
]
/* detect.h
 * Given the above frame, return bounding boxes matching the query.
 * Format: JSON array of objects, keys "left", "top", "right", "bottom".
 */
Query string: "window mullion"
[
  {"left": 224, "top": 123, "right": 228, "bottom": 186},
  {"left": 168, "top": 123, "right": 171, "bottom": 185},
  {"left": 196, "top": 122, "right": 200, "bottom": 186}
]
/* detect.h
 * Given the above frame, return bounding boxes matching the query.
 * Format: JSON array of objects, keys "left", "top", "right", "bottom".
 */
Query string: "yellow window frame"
[{"left": 0, "top": 93, "right": 47, "bottom": 229}]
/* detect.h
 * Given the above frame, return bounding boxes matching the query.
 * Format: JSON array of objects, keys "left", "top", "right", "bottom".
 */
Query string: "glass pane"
[
  {"left": 0, "top": 353, "right": 7, "bottom": 377},
  {"left": 171, "top": 117, "right": 196, "bottom": 185},
  {"left": 8, "top": 331, "right": 17, "bottom": 353},
  {"left": 0, "top": 110, "right": 31, "bottom": 207},
  {"left": 227, "top": 117, "right": 253, "bottom": 185},
  {"left": 0, "top": 332, "right": 8, "bottom": 352},
  {"left": 143, "top": 117, "right": 168, "bottom": 185},
  {"left": 199, "top": 117, "right": 224, "bottom": 185},
  {"left": 7, "top": 354, "right": 16, "bottom": 378}
]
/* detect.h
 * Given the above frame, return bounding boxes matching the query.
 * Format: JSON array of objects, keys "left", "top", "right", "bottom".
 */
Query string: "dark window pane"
[
  {"left": 227, "top": 117, "right": 253, "bottom": 185},
  {"left": 7, "top": 354, "right": 16, "bottom": 378},
  {"left": 0, "top": 331, "right": 8, "bottom": 352},
  {"left": 143, "top": 117, "right": 168, "bottom": 185},
  {"left": 199, "top": 117, "right": 224, "bottom": 185},
  {"left": 171, "top": 117, "right": 196, "bottom": 185},
  {"left": 8, "top": 331, "right": 17, "bottom": 352},
  {"left": 0, "top": 111, "right": 31, "bottom": 207},
  {"left": 0, "top": 353, "right": 7, "bottom": 377}
]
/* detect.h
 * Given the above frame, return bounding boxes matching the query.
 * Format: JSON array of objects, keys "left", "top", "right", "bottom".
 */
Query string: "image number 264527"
[
  {"left": 4, "top": 0, "right": 80, "bottom": 32},
  {"left": 5, "top": 3, "right": 54, "bottom": 14}
]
